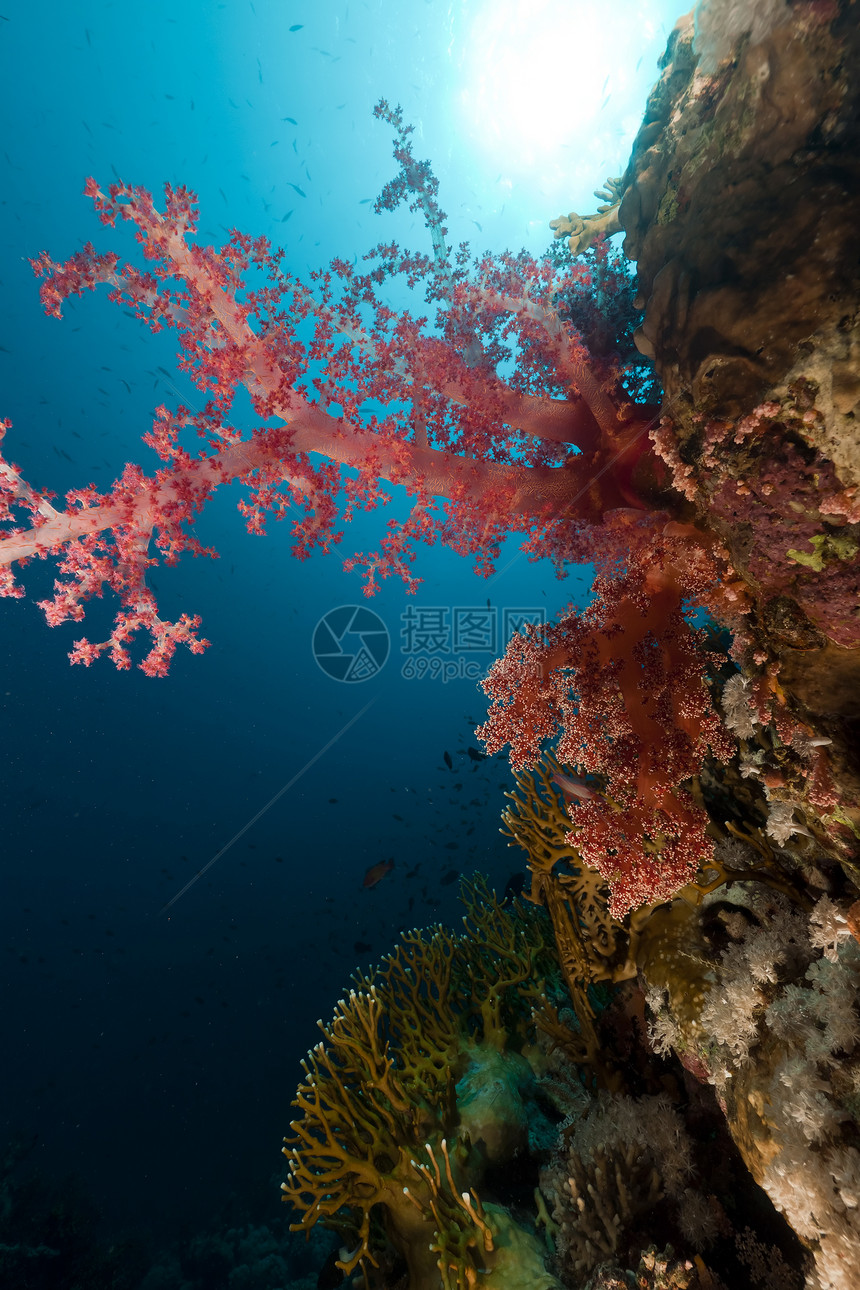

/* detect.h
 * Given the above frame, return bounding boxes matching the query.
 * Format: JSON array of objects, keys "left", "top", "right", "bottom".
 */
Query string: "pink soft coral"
[
  {"left": 478, "top": 523, "right": 735, "bottom": 914},
  {"left": 1, "top": 105, "right": 669, "bottom": 670}
]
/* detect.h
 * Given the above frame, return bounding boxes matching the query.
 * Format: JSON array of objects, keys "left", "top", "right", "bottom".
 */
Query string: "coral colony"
[
  {"left": 3, "top": 5, "right": 860, "bottom": 1289},
  {"left": 1, "top": 100, "right": 738, "bottom": 917}
]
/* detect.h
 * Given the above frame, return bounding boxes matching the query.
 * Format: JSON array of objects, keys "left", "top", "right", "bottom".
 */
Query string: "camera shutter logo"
[{"left": 312, "top": 605, "right": 390, "bottom": 682}]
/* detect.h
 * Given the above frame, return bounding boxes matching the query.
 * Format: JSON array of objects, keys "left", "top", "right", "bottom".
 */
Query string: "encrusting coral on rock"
[{"left": 617, "top": 0, "right": 860, "bottom": 869}]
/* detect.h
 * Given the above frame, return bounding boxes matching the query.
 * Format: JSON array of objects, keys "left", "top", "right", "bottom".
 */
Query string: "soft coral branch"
[
  {"left": 477, "top": 523, "right": 736, "bottom": 915},
  {"left": 1, "top": 109, "right": 665, "bottom": 669}
]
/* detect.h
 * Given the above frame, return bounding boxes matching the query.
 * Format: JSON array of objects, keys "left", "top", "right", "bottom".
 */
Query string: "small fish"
[
  {"left": 466, "top": 746, "right": 485, "bottom": 762},
  {"left": 363, "top": 858, "right": 394, "bottom": 888},
  {"left": 552, "top": 771, "right": 596, "bottom": 804},
  {"left": 443, "top": 751, "right": 453, "bottom": 770}
]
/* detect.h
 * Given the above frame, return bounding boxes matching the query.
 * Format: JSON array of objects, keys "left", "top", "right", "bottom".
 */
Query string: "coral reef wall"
[{"left": 618, "top": 0, "right": 860, "bottom": 867}]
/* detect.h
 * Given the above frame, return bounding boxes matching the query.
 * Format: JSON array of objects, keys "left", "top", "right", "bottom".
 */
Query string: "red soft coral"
[
  {"left": 477, "top": 526, "right": 735, "bottom": 915},
  {"left": 1, "top": 108, "right": 669, "bottom": 670}
]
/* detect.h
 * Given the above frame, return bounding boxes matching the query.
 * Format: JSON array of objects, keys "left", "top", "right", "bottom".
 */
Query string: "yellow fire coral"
[
  {"left": 501, "top": 754, "right": 633, "bottom": 989},
  {"left": 281, "top": 878, "right": 562, "bottom": 1290}
]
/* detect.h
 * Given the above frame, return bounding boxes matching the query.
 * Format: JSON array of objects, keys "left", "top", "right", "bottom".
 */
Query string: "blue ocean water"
[{"left": 0, "top": 0, "right": 680, "bottom": 1273}]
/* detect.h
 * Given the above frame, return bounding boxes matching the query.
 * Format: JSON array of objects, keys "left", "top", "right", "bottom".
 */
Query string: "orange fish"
[{"left": 363, "top": 858, "right": 394, "bottom": 888}]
